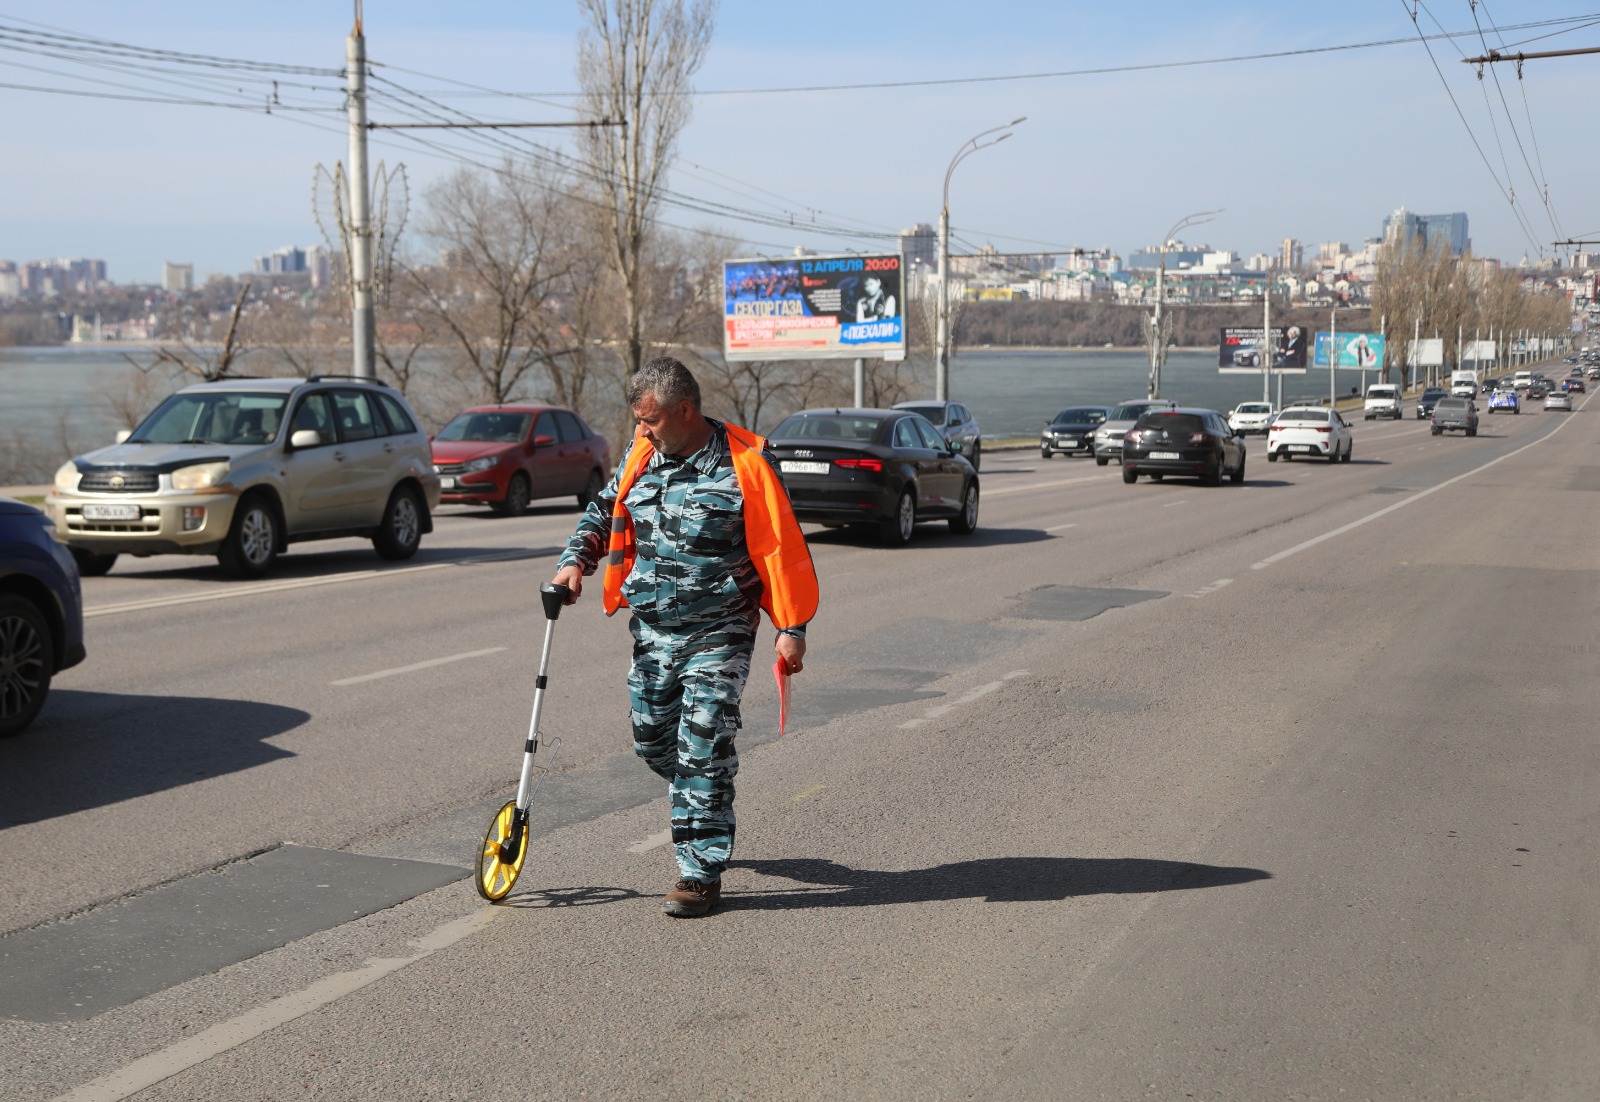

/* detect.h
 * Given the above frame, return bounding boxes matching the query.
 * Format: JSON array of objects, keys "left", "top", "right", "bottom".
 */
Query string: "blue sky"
[{"left": 3, "top": 1, "right": 1596, "bottom": 283}]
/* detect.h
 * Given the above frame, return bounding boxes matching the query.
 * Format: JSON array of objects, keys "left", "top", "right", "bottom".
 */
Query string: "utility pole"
[{"left": 346, "top": 4, "right": 375, "bottom": 379}]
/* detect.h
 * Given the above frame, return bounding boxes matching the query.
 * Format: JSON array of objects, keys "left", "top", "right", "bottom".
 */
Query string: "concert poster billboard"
[
  {"left": 1313, "top": 332, "right": 1387, "bottom": 369},
  {"left": 723, "top": 253, "right": 906, "bottom": 362},
  {"left": 1217, "top": 325, "right": 1309, "bottom": 374}
]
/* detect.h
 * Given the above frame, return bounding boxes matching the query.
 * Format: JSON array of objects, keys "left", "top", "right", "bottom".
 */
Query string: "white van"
[
  {"left": 1450, "top": 371, "right": 1478, "bottom": 398},
  {"left": 1513, "top": 370, "right": 1534, "bottom": 390},
  {"left": 1363, "top": 384, "right": 1403, "bottom": 421}
]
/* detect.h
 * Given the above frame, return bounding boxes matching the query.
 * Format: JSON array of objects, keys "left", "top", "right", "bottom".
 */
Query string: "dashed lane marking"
[
  {"left": 1185, "top": 579, "right": 1234, "bottom": 599},
  {"left": 330, "top": 647, "right": 507, "bottom": 686},
  {"left": 899, "top": 670, "right": 1028, "bottom": 729}
]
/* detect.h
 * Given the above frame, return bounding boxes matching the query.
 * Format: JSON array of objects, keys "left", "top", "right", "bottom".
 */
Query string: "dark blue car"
[{"left": 1, "top": 497, "right": 86, "bottom": 737}]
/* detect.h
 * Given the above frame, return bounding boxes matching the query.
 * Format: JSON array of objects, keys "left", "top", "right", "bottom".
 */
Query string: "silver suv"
[
  {"left": 1093, "top": 398, "right": 1177, "bottom": 465},
  {"left": 46, "top": 376, "right": 441, "bottom": 578}
]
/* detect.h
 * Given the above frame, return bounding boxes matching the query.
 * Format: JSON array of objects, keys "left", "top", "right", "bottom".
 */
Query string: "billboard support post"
[
  {"left": 936, "top": 206, "right": 949, "bottom": 402},
  {"left": 1262, "top": 281, "right": 1271, "bottom": 403},
  {"left": 854, "top": 358, "right": 864, "bottom": 408},
  {"left": 1329, "top": 309, "right": 1338, "bottom": 406}
]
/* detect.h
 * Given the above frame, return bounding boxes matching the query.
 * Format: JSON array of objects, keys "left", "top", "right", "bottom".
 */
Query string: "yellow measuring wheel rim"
[{"left": 475, "top": 800, "right": 528, "bottom": 902}]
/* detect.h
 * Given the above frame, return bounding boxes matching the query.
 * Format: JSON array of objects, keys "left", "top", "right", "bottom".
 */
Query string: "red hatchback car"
[{"left": 431, "top": 404, "right": 612, "bottom": 516}]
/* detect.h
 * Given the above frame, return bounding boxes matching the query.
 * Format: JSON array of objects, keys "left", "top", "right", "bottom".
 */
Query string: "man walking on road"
[{"left": 552, "top": 357, "right": 818, "bottom": 917}]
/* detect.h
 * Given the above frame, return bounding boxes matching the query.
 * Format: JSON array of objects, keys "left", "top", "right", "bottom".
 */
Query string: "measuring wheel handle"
[{"left": 540, "top": 582, "right": 571, "bottom": 621}]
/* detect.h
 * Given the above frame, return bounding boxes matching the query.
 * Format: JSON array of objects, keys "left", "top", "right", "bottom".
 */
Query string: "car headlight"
[
  {"left": 170, "top": 461, "right": 231, "bottom": 491},
  {"left": 1093, "top": 429, "right": 1108, "bottom": 441},
  {"left": 54, "top": 460, "right": 81, "bottom": 494},
  {"left": 463, "top": 456, "right": 499, "bottom": 474}
]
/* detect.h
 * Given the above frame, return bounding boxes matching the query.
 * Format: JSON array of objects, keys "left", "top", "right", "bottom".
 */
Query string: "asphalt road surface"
[{"left": 3, "top": 394, "right": 1597, "bottom": 1101}]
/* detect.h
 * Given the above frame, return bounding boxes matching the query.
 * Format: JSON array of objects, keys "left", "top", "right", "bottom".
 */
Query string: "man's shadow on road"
[{"left": 725, "top": 855, "right": 1271, "bottom": 909}]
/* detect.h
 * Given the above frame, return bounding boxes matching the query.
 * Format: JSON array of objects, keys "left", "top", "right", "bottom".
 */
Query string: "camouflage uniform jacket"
[{"left": 558, "top": 419, "right": 802, "bottom": 636}]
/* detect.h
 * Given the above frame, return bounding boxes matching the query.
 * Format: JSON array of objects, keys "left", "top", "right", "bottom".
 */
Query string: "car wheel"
[
  {"left": 218, "top": 494, "right": 279, "bottom": 578},
  {"left": 1230, "top": 453, "right": 1246, "bottom": 483},
  {"left": 1040, "top": 448, "right": 1051, "bottom": 460},
  {"left": 494, "top": 472, "right": 531, "bottom": 518},
  {"left": 1201, "top": 457, "right": 1222, "bottom": 486},
  {"left": 948, "top": 481, "right": 979, "bottom": 535},
  {"left": 1431, "top": 426, "right": 1442, "bottom": 436},
  {"left": 1467, "top": 427, "right": 1477, "bottom": 437},
  {"left": 577, "top": 470, "right": 604, "bottom": 511},
  {"left": 1342, "top": 443, "right": 1353, "bottom": 463},
  {"left": 1122, "top": 466, "right": 1138, "bottom": 484},
  {"left": 70, "top": 548, "right": 117, "bottom": 577},
  {"left": 1095, "top": 456, "right": 1109, "bottom": 467},
  {"left": 968, "top": 441, "right": 981, "bottom": 471},
  {"left": 1266, "top": 451, "right": 1278, "bottom": 463},
  {"left": 373, "top": 485, "right": 423, "bottom": 561},
  {"left": 879, "top": 488, "right": 916, "bottom": 547},
  {"left": 0, "top": 593, "right": 54, "bottom": 738}
]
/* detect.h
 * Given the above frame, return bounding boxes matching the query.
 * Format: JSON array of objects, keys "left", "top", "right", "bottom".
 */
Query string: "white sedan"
[
  {"left": 1265, "top": 406, "right": 1354, "bottom": 463},
  {"left": 1545, "top": 390, "right": 1573, "bottom": 412}
]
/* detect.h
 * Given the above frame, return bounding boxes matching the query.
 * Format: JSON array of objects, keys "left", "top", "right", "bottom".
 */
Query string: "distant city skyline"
[{"left": 3, "top": 2, "right": 1596, "bottom": 283}]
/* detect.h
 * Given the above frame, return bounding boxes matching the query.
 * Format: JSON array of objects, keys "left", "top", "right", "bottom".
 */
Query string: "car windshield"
[
  {"left": 772, "top": 414, "right": 884, "bottom": 443},
  {"left": 1110, "top": 402, "right": 1160, "bottom": 421},
  {"left": 1277, "top": 409, "right": 1329, "bottom": 423},
  {"left": 129, "top": 392, "right": 289, "bottom": 445},
  {"left": 897, "top": 403, "right": 946, "bottom": 426},
  {"left": 436, "top": 411, "right": 532, "bottom": 443},
  {"left": 1235, "top": 404, "right": 1270, "bottom": 415},
  {"left": 1437, "top": 399, "right": 1466, "bottom": 409},
  {"left": 1053, "top": 407, "right": 1106, "bottom": 425},
  {"left": 1423, "top": 389, "right": 1445, "bottom": 398}
]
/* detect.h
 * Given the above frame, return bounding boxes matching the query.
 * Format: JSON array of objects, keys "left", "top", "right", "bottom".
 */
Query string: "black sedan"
[
  {"left": 1416, "top": 387, "right": 1448, "bottom": 418},
  {"left": 1040, "top": 405, "right": 1111, "bottom": 459},
  {"left": 767, "top": 408, "right": 979, "bottom": 546},
  {"left": 2, "top": 497, "right": 86, "bottom": 737},
  {"left": 1120, "top": 407, "right": 1246, "bottom": 486}
]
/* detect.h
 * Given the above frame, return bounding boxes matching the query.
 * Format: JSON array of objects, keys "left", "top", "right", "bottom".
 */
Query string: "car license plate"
[
  {"left": 81, "top": 503, "right": 141, "bottom": 521},
  {"left": 439, "top": 476, "right": 457, "bottom": 490},
  {"left": 1149, "top": 451, "right": 1180, "bottom": 460},
  {"left": 781, "top": 461, "right": 830, "bottom": 475},
  {"left": 1293, "top": 445, "right": 1313, "bottom": 452}
]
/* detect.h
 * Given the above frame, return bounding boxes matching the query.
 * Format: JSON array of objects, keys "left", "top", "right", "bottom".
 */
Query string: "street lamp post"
[
  {"left": 936, "top": 117, "right": 1025, "bottom": 402},
  {"left": 1144, "top": 209, "right": 1221, "bottom": 399}
]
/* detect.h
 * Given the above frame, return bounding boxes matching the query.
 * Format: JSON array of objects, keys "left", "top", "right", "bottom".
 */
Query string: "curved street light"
[
  {"left": 1145, "top": 208, "right": 1222, "bottom": 399},
  {"left": 936, "top": 117, "right": 1026, "bottom": 402}
]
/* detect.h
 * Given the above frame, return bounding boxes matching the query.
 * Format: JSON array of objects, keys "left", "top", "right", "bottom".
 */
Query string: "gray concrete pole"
[{"left": 347, "top": 19, "right": 375, "bottom": 379}]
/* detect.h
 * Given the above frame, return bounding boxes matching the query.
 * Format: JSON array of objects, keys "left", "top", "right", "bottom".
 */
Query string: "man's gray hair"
[{"left": 626, "top": 356, "right": 702, "bottom": 411}]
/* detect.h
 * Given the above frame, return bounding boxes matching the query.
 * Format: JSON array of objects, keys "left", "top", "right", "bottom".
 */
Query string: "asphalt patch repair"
[
  {"left": 0, "top": 845, "right": 465, "bottom": 1022},
  {"left": 1008, "top": 584, "right": 1167, "bottom": 621}
]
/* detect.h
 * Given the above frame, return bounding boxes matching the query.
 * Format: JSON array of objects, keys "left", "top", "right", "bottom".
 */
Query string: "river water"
[{"left": 0, "top": 344, "right": 1351, "bottom": 481}]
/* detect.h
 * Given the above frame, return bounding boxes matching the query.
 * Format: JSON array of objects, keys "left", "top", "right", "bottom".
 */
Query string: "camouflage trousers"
[{"left": 627, "top": 618, "right": 753, "bottom": 883}]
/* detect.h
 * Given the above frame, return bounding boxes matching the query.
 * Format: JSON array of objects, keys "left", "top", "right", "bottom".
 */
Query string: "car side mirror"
[
  {"left": 114, "top": 429, "right": 131, "bottom": 444},
  {"left": 290, "top": 429, "right": 322, "bottom": 449},
  {"left": 532, "top": 433, "right": 556, "bottom": 448},
  {"left": 949, "top": 440, "right": 964, "bottom": 454}
]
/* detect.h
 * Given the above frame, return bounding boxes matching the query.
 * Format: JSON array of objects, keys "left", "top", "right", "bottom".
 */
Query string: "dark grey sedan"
[
  {"left": 768, "top": 408, "right": 979, "bottom": 547},
  {"left": 1120, "top": 407, "right": 1246, "bottom": 486},
  {"left": 891, "top": 400, "right": 982, "bottom": 470}
]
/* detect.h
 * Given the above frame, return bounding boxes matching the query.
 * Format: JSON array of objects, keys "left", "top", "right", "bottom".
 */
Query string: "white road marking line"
[
  {"left": 84, "top": 549, "right": 533, "bottom": 618},
  {"left": 1163, "top": 500, "right": 1187, "bottom": 507},
  {"left": 1251, "top": 408, "right": 1583, "bottom": 571},
  {"left": 1185, "top": 579, "right": 1234, "bottom": 599},
  {"left": 331, "top": 647, "right": 507, "bottom": 686},
  {"left": 1044, "top": 522, "right": 1078, "bottom": 533},
  {"left": 988, "top": 474, "right": 1103, "bottom": 497},
  {"left": 49, "top": 908, "right": 502, "bottom": 1102},
  {"left": 899, "top": 671, "right": 1028, "bottom": 729},
  {"left": 627, "top": 830, "right": 672, "bottom": 853}
]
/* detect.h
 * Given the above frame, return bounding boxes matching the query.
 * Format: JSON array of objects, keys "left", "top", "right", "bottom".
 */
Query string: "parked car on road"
[
  {"left": 1430, "top": 396, "right": 1479, "bottom": 436},
  {"left": 1120, "top": 408, "right": 1246, "bottom": 485},
  {"left": 767, "top": 408, "right": 979, "bottom": 547},
  {"left": 1040, "top": 405, "right": 1111, "bottom": 458},
  {"left": 431, "top": 404, "right": 611, "bottom": 517},
  {"left": 1416, "top": 387, "right": 1448, "bottom": 419},
  {"left": 1265, "top": 406, "right": 1354, "bottom": 463},
  {"left": 892, "top": 401, "right": 982, "bottom": 470},
  {"left": 1, "top": 498, "right": 85, "bottom": 737},
  {"left": 1545, "top": 389, "right": 1573, "bottom": 412},
  {"left": 46, "top": 376, "right": 440, "bottom": 578},
  {"left": 1226, "top": 402, "right": 1275, "bottom": 436},
  {"left": 1487, "top": 388, "right": 1521, "bottom": 414},
  {"left": 1093, "top": 398, "right": 1177, "bottom": 465}
]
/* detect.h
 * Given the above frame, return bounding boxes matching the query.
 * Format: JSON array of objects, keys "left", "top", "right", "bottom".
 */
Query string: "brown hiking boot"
[{"left": 663, "top": 878, "right": 721, "bottom": 917}]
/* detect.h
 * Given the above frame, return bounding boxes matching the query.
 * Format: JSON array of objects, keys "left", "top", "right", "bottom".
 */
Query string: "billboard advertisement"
[
  {"left": 1217, "top": 325, "right": 1309, "bottom": 374},
  {"left": 1314, "top": 332, "right": 1386, "bottom": 369},
  {"left": 1407, "top": 338, "right": 1445, "bottom": 367},
  {"left": 723, "top": 254, "right": 906, "bottom": 362}
]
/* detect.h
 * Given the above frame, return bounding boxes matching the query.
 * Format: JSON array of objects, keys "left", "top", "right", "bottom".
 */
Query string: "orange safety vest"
[{"left": 601, "top": 422, "right": 819, "bottom": 629}]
